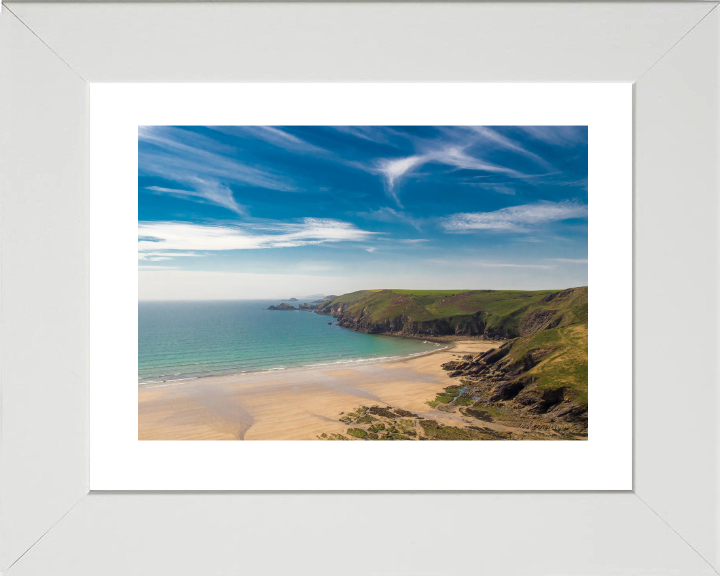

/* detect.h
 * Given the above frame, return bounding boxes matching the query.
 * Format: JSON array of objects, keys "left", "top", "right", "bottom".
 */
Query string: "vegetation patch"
[
  {"left": 368, "top": 406, "right": 397, "bottom": 419},
  {"left": 347, "top": 428, "right": 368, "bottom": 439},
  {"left": 419, "top": 420, "right": 483, "bottom": 440},
  {"left": 455, "top": 395, "right": 474, "bottom": 406},
  {"left": 434, "top": 394, "right": 456, "bottom": 404}
]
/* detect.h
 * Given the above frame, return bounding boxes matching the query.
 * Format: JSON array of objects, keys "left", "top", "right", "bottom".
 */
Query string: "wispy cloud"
[
  {"left": 138, "top": 218, "right": 378, "bottom": 258},
  {"left": 399, "top": 239, "right": 428, "bottom": 244},
  {"left": 433, "top": 147, "right": 525, "bottom": 175},
  {"left": 441, "top": 201, "right": 588, "bottom": 233},
  {"left": 520, "top": 126, "right": 587, "bottom": 146},
  {"left": 550, "top": 258, "right": 588, "bottom": 264},
  {"left": 146, "top": 181, "right": 246, "bottom": 215},
  {"left": 470, "top": 127, "right": 554, "bottom": 170},
  {"left": 376, "top": 147, "right": 524, "bottom": 207},
  {"left": 428, "top": 258, "right": 554, "bottom": 270},
  {"left": 464, "top": 183, "right": 517, "bottom": 195},
  {"left": 375, "top": 156, "right": 425, "bottom": 206},
  {"left": 369, "top": 126, "right": 590, "bottom": 207},
  {"left": 356, "top": 207, "right": 423, "bottom": 231},
  {"left": 332, "top": 126, "right": 402, "bottom": 145},
  {"left": 139, "top": 126, "right": 295, "bottom": 214},
  {"left": 138, "top": 251, "right": 206, "bottom": 262},
  {"left": 209, "top": 126, "right": 326, "bottom": 155},
  {"left": 373, "top": 126, "right": 548, "bottom": 206}
]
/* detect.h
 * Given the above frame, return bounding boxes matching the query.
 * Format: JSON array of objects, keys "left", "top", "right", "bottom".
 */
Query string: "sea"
[{"left": 138, "top": 300, "right": 439, "bottom": 384}]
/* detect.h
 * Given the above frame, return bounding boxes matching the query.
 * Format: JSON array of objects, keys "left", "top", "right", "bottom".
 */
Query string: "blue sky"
[{"left": 138, "top": 126, "right": 588, "bottom": 300}]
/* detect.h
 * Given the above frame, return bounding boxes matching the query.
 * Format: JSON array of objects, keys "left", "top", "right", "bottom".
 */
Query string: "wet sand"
[{"left": 138, "top": 340, "right": 500, "bottom": 440}]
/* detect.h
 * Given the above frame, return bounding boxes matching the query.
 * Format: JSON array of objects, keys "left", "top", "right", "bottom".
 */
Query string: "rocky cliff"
[
  {"left": 439, "top": 329, "right": 588, "bottom": 431},
  {"left": 315, "top": 287, "right": 587, "bottom": 340},
  {"left": 316, "top": 287, "right": 589, "bottom": 430}
]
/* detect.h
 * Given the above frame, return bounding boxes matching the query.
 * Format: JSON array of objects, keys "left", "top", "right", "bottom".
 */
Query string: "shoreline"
[
  {"left": 138, "top": 340, "right": 453, "bottom": 388},
  {"left": 138, "top": 339, "right": 500, "bottom": 440}
]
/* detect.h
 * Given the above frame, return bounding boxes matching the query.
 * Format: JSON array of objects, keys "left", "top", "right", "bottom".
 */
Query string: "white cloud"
[
  {"left": 140, "top": 127, "right": 293, "bottom": 192},
  {"left": 138, "top": 251, "right": 205, "bottom": 261},
  {"left": 470, "top": 127, "right": 554, "bottom": 170},
  {"left": 376, "top": 156, "right": 426, "bottom": 205},
  {"left": 209, "top": 126, "right": 326, "bottom": 155},
  {"left": 551, "top": 258, "right": 588, "bottom": 264},
  {"left": 375, "top": 144, "right": 525, "bottom": 206},
  {"left": 139, "top": 126, "right": 295, "bottom": 214},
  {"left": 333, "top": 126, "right": 402, "bottom": 145},
  {"left": 433, "top": 147, "right": 524, "bottom": 175},
  {"left": 138, "top": 219, "right": 377, "bottom": 257},
  {"left": 399, "top": 239, "right": 428, "bottom": 244},
  {"left": 356, "top": 207, "right": 423, "bottom": 230},
  {"left": 520, "top": 126, "right": 586, "bottom": 146},
  {"left": 146, "top": 180, "right": 246, "bottom": 215},
  {"left": 442, "top": 201, "right": 588, "bottom": 233},
  {"left": 465, "top": 183, "right": 516, "bottom": 195}
]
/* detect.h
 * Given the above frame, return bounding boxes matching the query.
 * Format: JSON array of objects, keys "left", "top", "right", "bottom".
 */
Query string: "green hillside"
[
  {"left": 316, "top": 287, "right": 589, "bottom": 431},
  {"left": 503, "top": 313, "right": 588, "bottom": 405},
  {"left": 316, "top": 287, "right": 588, "bottom": 339}
]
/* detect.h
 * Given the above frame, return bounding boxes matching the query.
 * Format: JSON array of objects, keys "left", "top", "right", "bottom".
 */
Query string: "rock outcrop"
[
  {"left": 440, "top": 343, "right": 587, "bottom": 431},
  {"left": 267, "top": 303, "right": 297, "bottom": 311}
]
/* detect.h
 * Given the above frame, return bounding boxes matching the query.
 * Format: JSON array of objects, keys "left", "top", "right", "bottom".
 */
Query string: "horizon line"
[{"left": 138, "top": 285, "right": 588, "bottom": 303}]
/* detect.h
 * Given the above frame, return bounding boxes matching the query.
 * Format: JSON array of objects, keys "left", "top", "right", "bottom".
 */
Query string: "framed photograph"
[
  {"left": 89, "top": 83, "right": 630, "bottom": 491},
  {"left": 2, "top": 2, "right": 718, "bottom": 575}
]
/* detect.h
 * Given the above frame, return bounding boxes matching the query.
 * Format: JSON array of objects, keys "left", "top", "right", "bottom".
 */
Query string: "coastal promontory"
[
  {"left": 314, "top": 287, "right": 589, "bottom": 434},
  {"left": 267, "top": 302, "right": 297, "bottom": 311}
]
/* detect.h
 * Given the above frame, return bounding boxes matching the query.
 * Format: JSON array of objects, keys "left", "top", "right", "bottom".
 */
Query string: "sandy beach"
[{"left": 138, "top": 340, "right": 501, "bottom": 440}]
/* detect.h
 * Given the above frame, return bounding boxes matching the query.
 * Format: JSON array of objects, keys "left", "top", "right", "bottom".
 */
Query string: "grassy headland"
[
  {"left": 316, "top": 287, "right": 589, "bottom": 437},
  {"left": 315, "top": 287, "right": 587, "bottom": 339}
]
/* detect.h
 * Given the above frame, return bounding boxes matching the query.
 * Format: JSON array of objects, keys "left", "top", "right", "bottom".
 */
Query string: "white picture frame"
[{"left": 1, "top": 2, "right": 719, "bottom": 574}]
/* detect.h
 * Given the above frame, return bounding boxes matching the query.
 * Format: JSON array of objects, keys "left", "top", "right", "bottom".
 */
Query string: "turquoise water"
[{"left": 138, "top": 300, "right": 438, "bottom": 383}]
